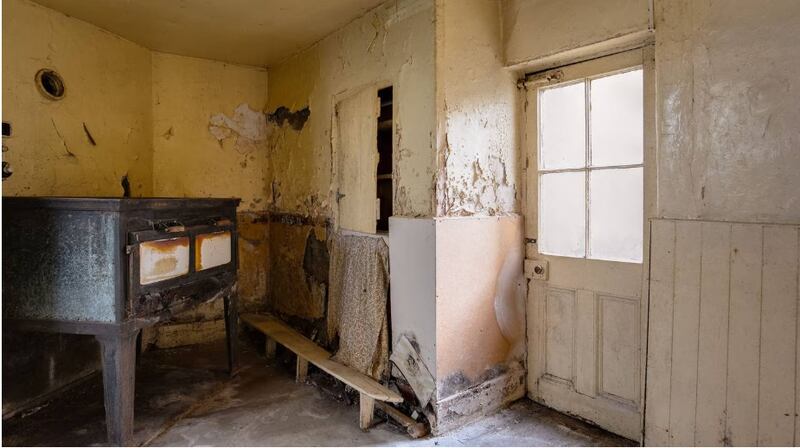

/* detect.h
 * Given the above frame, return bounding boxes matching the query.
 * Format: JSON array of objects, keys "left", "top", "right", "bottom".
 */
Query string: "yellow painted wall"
[
  {"left": 151, "top": 52, "right": 269, "bottom": 211},
  {"left": 151, "top": 52, "right": 270, "bottom": 314},
  {"left": 267, "top": 0, "right": 436, "bottom": 219},
  {"left": 2, "top": 0, "right": 153, "bottom": 197}
]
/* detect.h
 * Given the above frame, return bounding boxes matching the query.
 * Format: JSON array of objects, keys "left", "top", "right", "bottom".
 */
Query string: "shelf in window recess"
[{"left": 377, "top": 174, "right": 393, "bottom": 180}]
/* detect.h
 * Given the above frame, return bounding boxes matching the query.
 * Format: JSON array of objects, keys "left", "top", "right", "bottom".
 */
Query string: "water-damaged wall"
[
  {"left": 151, "top": 53, "right": 270, "bottom": 338},
  {"left": 2, "top": 0, "right": 153, "bottom": 197},
  {"left": 425, "top": 0, "right": 526, "bottom": 432},
  {"left": 2, "top": 0, "right": 153, "bottom": 415},
  {"left": 264, "top": 0, "right": 435, "bottom": 338},
  {"left": 435, "top": 0, "right": 519, "bottom": 217}
]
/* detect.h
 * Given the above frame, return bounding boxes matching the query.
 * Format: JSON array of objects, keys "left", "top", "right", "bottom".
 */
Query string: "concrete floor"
[{"left": 3, "top": 338, "right": 634, "bottom": 447}]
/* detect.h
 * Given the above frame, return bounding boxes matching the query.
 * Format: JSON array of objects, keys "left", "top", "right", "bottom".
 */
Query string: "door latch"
[{"left": 524, "top": 259, "right": 548, "bottom": 280}]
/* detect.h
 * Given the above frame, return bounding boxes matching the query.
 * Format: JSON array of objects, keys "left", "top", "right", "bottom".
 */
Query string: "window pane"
[
  {"left": 589, "top": 168, "right": 643, "bottom": 263},
  {"left": 540, "top": 171, "right": 586, "bottom": 258},
  {"left": 539, "top": 82, "right": 586, "bottom": 170},
  {"left": 590, "top": 69, "right": 643, "bottom": 167}
]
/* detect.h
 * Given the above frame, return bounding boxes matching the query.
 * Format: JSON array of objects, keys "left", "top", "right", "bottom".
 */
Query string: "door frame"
[{"left": 520, "top": 44, "right": 656, "bottom": 441}]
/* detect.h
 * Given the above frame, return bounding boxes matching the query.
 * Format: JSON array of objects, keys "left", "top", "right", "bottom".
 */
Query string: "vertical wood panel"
[
  {"left": 695, "top": 222, "right": 731, "bottom": 446},
  {"left": 725, "top": 224, "right": 763, "bottom": 446},
  {"left": 645, "top": 220, "right": 676, "bottom": 445},
  {"left": 575, "top": 289, "right": 596, "bottom": 396},
  {"left": 758, "top": 226, "right": 799, "bottom": 446},
  {"left": 668, "top": 221, "right": 702, "bottom": 446}
]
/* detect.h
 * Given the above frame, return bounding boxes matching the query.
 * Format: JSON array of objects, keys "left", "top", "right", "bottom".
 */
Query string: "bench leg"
[
  {"left": 296, "top": 356, "right": 308, "bottom": 383},
  {"left": 359, "top": 394, "right": 375, "bottom": 430},
  {"left": 265, "top": 337, "right": 277, "bottom": 360}
]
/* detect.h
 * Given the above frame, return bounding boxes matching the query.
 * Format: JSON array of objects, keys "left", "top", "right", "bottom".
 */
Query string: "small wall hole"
[{"left": 35, "top": 69, "right": 66, "bottom": 100}]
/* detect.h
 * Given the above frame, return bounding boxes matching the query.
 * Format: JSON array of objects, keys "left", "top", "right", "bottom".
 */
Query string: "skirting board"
[{"left": 432, "top": 366, "right": 526, "bottom": 435}]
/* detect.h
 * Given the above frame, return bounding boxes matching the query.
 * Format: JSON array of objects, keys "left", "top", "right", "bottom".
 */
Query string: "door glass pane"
[
  {"left": 539, "top": 82, "right": 586, "bottom": 170},
  {"left": 589, "top": 167, "right": 643, "bottom": 262},
  {"left": 540, "top": 171, "right": 586, "bottom": 258},
  {"left": 590, "top": 69, "right": 643, "bottom": 167}
]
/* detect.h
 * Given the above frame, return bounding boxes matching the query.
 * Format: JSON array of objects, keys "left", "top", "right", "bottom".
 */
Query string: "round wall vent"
[{"left": 35, "top": 69, "right": 66, "bottom": 100}]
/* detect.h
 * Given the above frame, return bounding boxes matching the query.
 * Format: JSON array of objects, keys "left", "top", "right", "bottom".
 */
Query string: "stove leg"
[
  {"left": 96, "top": 329, "right": 139, "bottom": 447},
  {"left": 224, "top": 292, "right": 239, "bottom": 376}
]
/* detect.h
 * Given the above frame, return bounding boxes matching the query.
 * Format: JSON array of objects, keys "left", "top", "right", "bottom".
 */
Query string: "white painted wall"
[
  {"left": 503, "top": 0, "right": 650, "bottom": 67},
  {"left": 647, "top": 219, "right": 800, "bottom": 446},
  {"left": 655, "top": 0, "right": 800, "bottom": 224}
]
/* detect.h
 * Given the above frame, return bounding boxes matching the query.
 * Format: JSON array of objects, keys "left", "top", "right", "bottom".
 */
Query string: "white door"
[
  {"left": 334, "top": 87, "right": 380, "bottom": 234},
  {"left": 524, "top": 48, "right": 654, "bottom": 441}
]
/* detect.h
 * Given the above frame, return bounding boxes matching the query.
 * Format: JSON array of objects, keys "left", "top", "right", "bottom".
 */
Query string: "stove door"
[{"left": 139, "top": 236, "right": 191, "bottom": 285}]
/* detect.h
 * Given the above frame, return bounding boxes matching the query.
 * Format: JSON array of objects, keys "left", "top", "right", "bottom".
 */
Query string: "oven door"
[{"left": 128, "top": 218, "right": 238, "bottom": 298}]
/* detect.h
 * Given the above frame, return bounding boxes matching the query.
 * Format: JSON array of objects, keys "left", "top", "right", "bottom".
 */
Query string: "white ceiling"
[{"left": 32, "top": 0, "right": 387, "bottom": 67}]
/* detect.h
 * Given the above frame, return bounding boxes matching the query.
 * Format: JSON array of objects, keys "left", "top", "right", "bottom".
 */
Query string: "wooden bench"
[{"left": 241, "top": 313, "right": 403, "bottom": 430}]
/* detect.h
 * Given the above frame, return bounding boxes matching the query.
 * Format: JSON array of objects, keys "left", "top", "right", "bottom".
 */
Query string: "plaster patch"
[{"left": 209, "top": 103, "right": 268, "bottom": 154}]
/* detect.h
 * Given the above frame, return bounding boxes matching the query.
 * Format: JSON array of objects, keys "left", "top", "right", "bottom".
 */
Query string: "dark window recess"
[{"left": 376, "top": 87, "right": 393, "bottom": 232}]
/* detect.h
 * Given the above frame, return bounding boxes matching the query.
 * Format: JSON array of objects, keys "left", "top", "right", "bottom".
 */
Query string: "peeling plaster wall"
[
  {"left": 1, "top": 0, "right": 153, "bottom": 415},
  {"left": 150, "top": 52, "right": 270, "bottom": 343},
  {"left": 502, "top": 0, "right": 650, "bottom": 67},
  {"left": 435, "top": 0, "right": 518, "bottom": 216},
  {"left": 266, "top": 0, "right": 436, "bottom": 219},
  {"left": 426, "top": 0, "right": 525, "bottom": 432},
  {"left": 2, "top": 0, "right": 154, "bottom": 197},
  {"left": 264, "top": 0, "right": 435, "bottom": 329},
  {"left": 654, "top": 0, "right": 800, "bottom": 224},
  {"left": 152, "top": 52, "right": 268, "bottom": 212}
]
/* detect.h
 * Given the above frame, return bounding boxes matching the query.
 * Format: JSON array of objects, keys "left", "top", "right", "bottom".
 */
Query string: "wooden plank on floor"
[
  {"left": 241, "top": 313, "right": 402, "bottom": 403},
  {"left": 758, "top": 226, "right": 798, "bottom": 446},
  {"left": 668, "top": 221, "right": 702, "bottom": 446},
  {"left": 644, "top": 219, "right": 675, "bottom": 446},
  {"left": 725, "top": 224, "right": 763, "bottom": 446},
  {"left": 695, "top": 222, "right": 731, "bottom": 446}
]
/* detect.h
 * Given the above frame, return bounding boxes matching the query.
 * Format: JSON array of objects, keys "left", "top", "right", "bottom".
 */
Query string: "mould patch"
[
  {"left": 267, "top": 106, "right": 311, "bottom": 131},
  {"left": 302, "top": 229, "right": 329, "bottom": 285}
]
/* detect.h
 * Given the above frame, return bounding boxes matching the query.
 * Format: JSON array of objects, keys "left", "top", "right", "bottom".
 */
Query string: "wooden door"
[
  {"left": 523, "top": 48, "right": 654, "bottom": 441},
  {"left": 334, "top": 87, "right": 380, "bottom": 234}
]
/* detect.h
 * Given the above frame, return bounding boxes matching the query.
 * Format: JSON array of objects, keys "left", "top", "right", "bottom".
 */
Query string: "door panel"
[
  {"left": 335, "top": 87, "right": 380, "bottom": 234},
  {"left": 599, "top": 295, "right": 638, "bottom": 403},
  {"left": 524, "top": 47, "right": 652, "bottom": 442},
  {"left": 544, "top": 288, "right": 575, "bottom": 382}
]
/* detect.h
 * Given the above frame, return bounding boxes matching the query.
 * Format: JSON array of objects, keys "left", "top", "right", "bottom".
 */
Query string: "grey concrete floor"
[{"left": 3, "top": 338, "right": 634, "bottom": 447}]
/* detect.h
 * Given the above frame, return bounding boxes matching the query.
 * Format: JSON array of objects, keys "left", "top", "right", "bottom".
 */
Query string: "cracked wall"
[
  {"left": 1, "top": 0, "right": 154, "bottom": 415},
  {"left": 151, "top": 52, "right": 270, "bottom": 345},
  {"left": 435, "top": 0, "right": 519, "bottom": 217},
  {"left": 2, "top": 0, "right": 153, "bottom": 198},
  {"left": 264, "top": 0, "right": 436, "bottom": 332}
]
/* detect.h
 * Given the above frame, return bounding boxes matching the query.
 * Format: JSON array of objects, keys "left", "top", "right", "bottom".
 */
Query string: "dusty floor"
[{"left": 3, "top": 337, "right": 634, "bottom": 446}]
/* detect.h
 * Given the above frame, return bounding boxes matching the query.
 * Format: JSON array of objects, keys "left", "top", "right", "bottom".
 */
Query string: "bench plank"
[{"left": 241, "top": 313, "right": 402, "bottom": 403}]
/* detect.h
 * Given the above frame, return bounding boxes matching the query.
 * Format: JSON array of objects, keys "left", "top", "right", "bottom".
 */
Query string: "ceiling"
[{"left": 32, "top": 0, "right": 387, "bottom": 67}]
